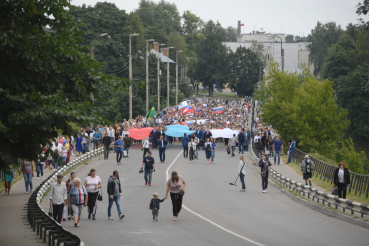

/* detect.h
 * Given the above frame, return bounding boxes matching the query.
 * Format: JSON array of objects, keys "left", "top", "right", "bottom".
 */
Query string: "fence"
[
  {"left": 27, "top": 147, "right": 104, "bottom": 246},
  {"left": 291, "top": 149, "right": 369, "bottom": 199}
]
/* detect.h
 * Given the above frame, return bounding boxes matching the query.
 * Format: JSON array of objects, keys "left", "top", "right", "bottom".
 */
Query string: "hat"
[{"left": 304, "top": 155, "right": 309, "bottom": 159}]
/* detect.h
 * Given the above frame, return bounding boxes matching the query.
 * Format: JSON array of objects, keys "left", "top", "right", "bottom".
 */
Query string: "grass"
[{"left": 281, "top": 155, "right": 369, "bottom": 205}]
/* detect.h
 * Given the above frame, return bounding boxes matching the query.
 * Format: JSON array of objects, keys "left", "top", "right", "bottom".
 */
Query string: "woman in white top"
[
  {"left": 142, "top": 137, "right": 150, "bottom": 159},
  {"left": 204, "top": 138, "right": 212, "bottom": 164},
  {"left": 84, "top": 169, "right": 102, "bottom": 220},
  {"left": 238, "top": 155, "right": 246, "bottom": 192},
  {"left": 188, "top": 138, "right": 196, "bottom": 162},
  {"left": 108, "top": 126, "right": 115, "bottom": 143}
]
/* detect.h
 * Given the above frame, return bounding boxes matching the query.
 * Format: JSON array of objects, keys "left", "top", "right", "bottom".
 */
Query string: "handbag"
[
  {"left": 97, "top": 188, "right": 103, "bottom": 201},
  {"left": 179, "top": 190, "right": 185, "bottom": 197},
  {"left": 331, "top": 186, "right": 338, "bottom": 196},
  {"left": 48, "top": 205, "right": 53, "bottom": 217}
]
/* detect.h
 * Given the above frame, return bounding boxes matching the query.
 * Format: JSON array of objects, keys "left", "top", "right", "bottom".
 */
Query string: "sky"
[{"left": 70, "top": 0, "right": 368, "bottom": 36}]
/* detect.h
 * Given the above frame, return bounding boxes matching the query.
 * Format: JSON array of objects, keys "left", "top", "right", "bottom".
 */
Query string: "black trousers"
[
  {"left": 87, "top": 192, "right": 99, "bottom": 215},
  {"left": 52, "top": 203, "right": 64, "bottom": 223},
  {"left": 143, "top": 148, "right": 150, "bottom": 159},
  {"left": 337, "top": 183, "right": 347, "bottom": 199},
  {"left": 104, "top": 145, "right": 110, "bottom": 159},
  {"left": 189, "top": 148, "right": 194, "bottom": 161},
  {"left": 261, "top": 175, "right": 269, "bottom": 190},
  {"left": 225, "top": 138, "right": 229, "bottom": 145},
  {"left": 183, "top": 146, "right": 188, "bottom": 157},
  {"left": 116, "top": 150, "right": 123, "bottom": 163},
  {"left": 170, "top": 192, "right": 183, "bottom": 216}
]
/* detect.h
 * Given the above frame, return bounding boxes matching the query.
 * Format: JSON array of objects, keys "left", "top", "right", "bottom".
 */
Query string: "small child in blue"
[{"left": 149, "top": 192, "right": 164, "bottom": 221}]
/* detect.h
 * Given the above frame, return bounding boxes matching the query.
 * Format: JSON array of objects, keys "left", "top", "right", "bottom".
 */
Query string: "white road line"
[{"left": 166, "top": 151, "right": 265, "bottom": 246}]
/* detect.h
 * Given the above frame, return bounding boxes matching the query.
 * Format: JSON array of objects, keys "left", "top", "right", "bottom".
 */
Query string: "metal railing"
[
  {"left": 291, "top": 149, "right": 369, "bottom": 199},
  {"left": 27, "top": 147, "right": 104, "bottom": 246}
]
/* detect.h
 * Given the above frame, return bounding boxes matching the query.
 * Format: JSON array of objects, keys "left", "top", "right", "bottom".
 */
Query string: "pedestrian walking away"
[
  {"left": 301, "top": 155, "right": 314, "bottom": 186},
  {"left": 211, "top": 138, "right": 216, "bottom": 163},
  {"left": 150, "top": 192, "right": 164, "bottom": 221},
  {"left": 68, "top": 177, "right": 88, "bottom": 227},
  {"left": 49, "top": 174, "right": 67, "bottom": 223},
  {"left": 181, "top": 133, "right": 189, "bottom": 158},
  {"left": 164, "top": 171, "right": 187, "bottom": 221},
  {"left": 107, "top": 170, "right": 125, "bottom": 220},
  {"left": 238, "top": 155, "right": 246, "bottom": 192},
  {"left": 140, "top": 151, "right": 155, "bottom": 186},
  {"left": 114, "top": 136, "right": 123, "bottom": 165},
  {"left": 102, "top": 133, "right": 112, "bottom": 160},
  {"left": 36, "top": 154, "right": 44, "bottom": 180},
  {"left": 229, "top": 134, "right": 237, "bottom": 157},
  {"left": 259, "top": 154, "right": 271, "bottom": 193},
  {"left": 237, "top": 129, "right": 246, "bottom": 154},
  {"left": 157, "top": 135, "right": 167, "bottom": 163},
  {"left": 287, "top": 138, "right": 296, "bottom": 164},
  {"left": 22, "top": 159, "right": 35, "bottom": 194},
  {"left": 273, "top": 136, "right": 283, "bottom": 165},
  {"left": 142, "top": 137, "right": 150, "bottom": 159},
  {"left": 334, "top": 161, "right": 351, "bottom": 199},
  {"left": 84, "top": 169, "right": 102, "bottom": 220}
]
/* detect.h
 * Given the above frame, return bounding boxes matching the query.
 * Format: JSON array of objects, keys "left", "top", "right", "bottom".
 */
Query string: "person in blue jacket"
[
  {"left": 181, "top": 133, "right": 189, "bottom": 158},
  {"left": 157, "top": 135, "right": 168, "bottom": 163},
  {"left": 151, "top": 127, "right": 158, "bottom": 149},
  {"left": 237, "top": 129, "right": 246, "bottom": 154},
  {"left": 114, "top": 136, "right": 123, "bottom": 165},
  {"left": 287, "top": 138, "right": 296, "bottom": 164},
  {"left": 245, "top": 129, "right": 251, "bottom": 152},
  {"left": 149, "top": 192, "right": 164, "bottom": 221}
]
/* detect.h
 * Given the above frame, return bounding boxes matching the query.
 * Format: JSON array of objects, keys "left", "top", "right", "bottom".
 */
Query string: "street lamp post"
[
  {"left": 146, "top": 39, "right": 155, "bottom": 113},
  {"left": 165, "top": 47, "right": 174, "bottom": 109},
  {"left": 273, "top": 35, "right": 284, "bottom": 71},
  {"left": 157, "top": 44, "right": 165, "bottom": 112},
  {"left": 129, "top": 33, "right": 139, "bottom": 120},
  {"left": 176, "top": 50, "right": 183, "bottom": 105}
]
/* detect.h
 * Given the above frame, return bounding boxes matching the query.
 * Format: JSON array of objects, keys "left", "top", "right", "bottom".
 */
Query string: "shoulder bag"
[
  {"left": 179, "top": 190, "right": 185, "bottom": 197},
  {"left": 48, "top": 205, "right": 53, "bottom": 217},
  {"left": 97, "top": 187, "right": 103, "bottom": 201},
  {"left": 331, "top": 186, "right": 338, "bottom": 196}
]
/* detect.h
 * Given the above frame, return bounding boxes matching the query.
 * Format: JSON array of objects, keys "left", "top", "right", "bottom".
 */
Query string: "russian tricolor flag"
[
  {"left": 240, "top": 23, "right": 244, "bottom": 26},
  {"left": 183, "top": 106, "right": 195, "bottom": 115},
  {"left": 178, "top": 101, "right": 189, "bottom": 112},
  {"left": 213, "top": 107, "right": 223, "bottom": 114}
]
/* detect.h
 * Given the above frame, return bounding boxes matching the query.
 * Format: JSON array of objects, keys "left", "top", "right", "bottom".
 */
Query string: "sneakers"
[
  {"left": 156, "top": 218, "right": 158, "bottom": 221},
  {"left": 37, "top": 177, "right": 39, "bottom": 180},
  {"left": 92, "top": 215, "right": 96, "bottom": 220},
  {"left": 119, "top": 214, "right": 125, "bottom": 220},
  {"left": 148, "top": 183, "right": 151, "bottom": 186},
  {"left": 153, "top": 215, "right": 155, "bottom": 220},
  {"left": 88, "top": 214, "right": 91, "bottom": 219},
  {"left": 108, "top": 217, "right": 114, "bottom": 220},
  {"left": 174, "top": 216, "right": 177, "bottom": 221},
  {"left": 68, "top": 216, "right": 71, "bottom": 220},
  {"left": 145, "top": 182, "right": 148, "bottom": 186},
  {"left": 42, "top": 176, "right": 44, "bottom": 179},
  {"left": 265, "top": 190, "right": 267, "bottom": 193},
  {"left": 263, "top": 190, "right": 265, "bottom": 193},
  {"left": 62, "top": 217, "right": 66, "bottom": 221}
]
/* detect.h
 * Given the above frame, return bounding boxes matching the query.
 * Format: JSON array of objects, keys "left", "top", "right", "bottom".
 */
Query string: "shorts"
[
  {"left": 72, "top": 204, "right": 83, "bottom": 217},
  {"left": 303, "top": 172, "right": 312, "bottom": 180},
  {"left": 152, "top": 208, "right": 159, "bottom": 216}
]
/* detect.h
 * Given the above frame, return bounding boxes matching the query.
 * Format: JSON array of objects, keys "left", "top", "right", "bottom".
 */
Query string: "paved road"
[{"left": 61, "top": 143, "right": 369, "bottom": 246}]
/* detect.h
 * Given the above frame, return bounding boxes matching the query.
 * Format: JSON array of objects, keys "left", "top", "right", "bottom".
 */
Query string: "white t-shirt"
[
  {"left": 85, "top": 176, "right": 101, "bottom": 193},
  {"left": 338, "top": 169, "right": 344, "bottom": 183}
]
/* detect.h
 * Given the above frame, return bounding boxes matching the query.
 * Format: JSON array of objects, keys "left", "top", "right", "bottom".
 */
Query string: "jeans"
[
  {"left": 287, "top": 149, "right": 294, "bottom": 163},
  {"left": 82, "top": 143, "right": 87, "bottom": 154},
  {"left": 239, "top": 141, "right": 245, "bottom": 153},
  {"left": 240, "top": 173, "right": 246, "bottom": 190},
  {"left": 274, "top": 151, "right": 281, "bottom": 164},
  {"left": 211, "top": 150, "right": 215, "bottom": 162},
  {"left": 337, "top": 183, "right": 347, "bottom": 199},
  {"left": 36, "top": 164, "right": 43, "bottom": 177},
  {"left": 108, "top": 196, "right": 122, "bottom": 217},
  {"left": 104, "top": 145, "right": 110, "bottom": 159},
  {"left": 183, "top": 146, "right": 188, "bottom": 158},
  {"left": 71, "top": 141, "right": 75, "bottom": 155},
  {"left": 144, "top": 169, "right": 153, "bottom": 183},
  {"left": 159, "top": 149, "right": 165, "bottom": 162},
  {"left": 195, "top": 147, "right": 198, "bottom": 158},
  {"left": 23, "top": 173, "right": 33, "bottom": 192},
  {"left": 116, "top": 150, "right": 123, "bottom": 163},
  {"left": 268, "top": 145, "right": 273, "bottom": 157},
  {"left": 262, "top": 175, "right": 268, "bottom": 190},
  {"left": 245, "top": 142, "right": 249, "bottom": 151},
  {"left": 124, "top": 146, "right": 129, "bottom": 156},
  {"left": 62, "top": 156, "right": 66, "bottom": 163},
  {"left": 231, "top": 146, "right": 235, "bottom": 156}
]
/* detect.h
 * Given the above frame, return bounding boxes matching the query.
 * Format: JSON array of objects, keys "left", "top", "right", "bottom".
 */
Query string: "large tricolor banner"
[
  {"left": 178, "top": 101, "right": 189, "bottom": 112},
  {"left": 213, "top": 107, "right": 223, "bottom": 114}
]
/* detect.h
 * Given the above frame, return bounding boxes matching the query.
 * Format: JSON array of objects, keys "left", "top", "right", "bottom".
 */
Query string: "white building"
[{"left": 237, "top": 32, "right": 286, "bottom": 43}]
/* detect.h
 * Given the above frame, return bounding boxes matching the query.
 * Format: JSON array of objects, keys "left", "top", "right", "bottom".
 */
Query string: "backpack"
[{"left": 309, "top": 161, "right": 315, "bottom": 171}]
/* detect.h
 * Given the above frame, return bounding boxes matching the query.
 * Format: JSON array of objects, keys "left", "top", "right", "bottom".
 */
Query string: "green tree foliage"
[
  {"left": 357, "top": 0, "right": 369, "bottom": 30},
  {"left": 225, "top": 26, "right": 238, "bottom": 42},
  {"left": 228, "top": 47, "right": 263, "bottom": 96},
  {"left": 255, "top": 62, "right": 348, "bottom": 154},
  {"left": 308, "top": 22, "right": 344, "bottom": 76},
  {"left": 285, "top": 34, "right": 294, "bottom": 43},
  {"left": 335, "top": 138, "right": 367, "bottom": 173},
  {"left": 335, "top": 64, "right": 369, "bottom": 138},
  {"left": 0, "top": 0, "right": 125, "bottom": 168}
]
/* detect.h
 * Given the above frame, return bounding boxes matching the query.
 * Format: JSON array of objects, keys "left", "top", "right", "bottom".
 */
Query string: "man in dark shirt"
[
  {"left": 140, "top": 152, "right": 155, "bottom": 186},
  {"left": 102, "top": 133, "right": 112, "bottom": 160}
]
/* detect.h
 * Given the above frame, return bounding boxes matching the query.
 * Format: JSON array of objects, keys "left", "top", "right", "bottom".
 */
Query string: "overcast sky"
[{"left": 70, "top": 0, "right": 368, "bottom": 36}]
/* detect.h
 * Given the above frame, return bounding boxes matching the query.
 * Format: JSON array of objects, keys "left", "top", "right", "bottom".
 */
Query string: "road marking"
[{"left": 166, "top": 151, "right": 265, "bottom": 246}]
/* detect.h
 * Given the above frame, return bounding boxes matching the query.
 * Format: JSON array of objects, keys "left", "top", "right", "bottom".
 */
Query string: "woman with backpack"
[
  {"left": 238, "top": 155, "right": 246, "bottom": 192},
  {"left": 301, "top": 155, "right": 314, "bottom": 186},
  {"left": 204, "top": 138, "right": 212, "bottom": 164}
]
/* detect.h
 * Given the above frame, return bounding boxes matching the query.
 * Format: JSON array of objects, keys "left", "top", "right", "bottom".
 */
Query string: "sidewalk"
[{"left": 0, "top": 156, "right": 77, "bottom": 246}]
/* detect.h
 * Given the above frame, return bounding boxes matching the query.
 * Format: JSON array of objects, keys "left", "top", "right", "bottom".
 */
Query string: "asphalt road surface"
[{"left": 64, "top": 143, "right": 369, "bottom": 246}]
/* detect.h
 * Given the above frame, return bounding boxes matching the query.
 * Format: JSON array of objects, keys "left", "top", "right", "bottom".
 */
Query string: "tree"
[
  {"left": 255, "top": 62, "right": 348, "bottom": 154},
  {"left": 250, "top": 40, "right": 265, "bottom": 63},
  {"left": 357, "top": 0, "right": 369, "bottom": 30},
  {"left": 0, "top": 0, "right": 126, "bottom": 169},
  {"left": 225, "top": 26, "right": 238, "bottom": 42},
  {"left": 195, "top": 21, "right": 227, "bottom": 96},
  {"left": 285, "top": 34, "right": 294, "bottom": 43},
  {"left": 308, "top": 22, "right": 344, "bottom": 76},
  {"left": 335, "top": 64, "right": 369, "bottom": 138}
]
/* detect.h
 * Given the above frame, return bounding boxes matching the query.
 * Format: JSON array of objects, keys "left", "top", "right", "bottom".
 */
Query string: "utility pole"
[
  {"left": 176, "top": 50, "right": 183, "bottom": 105},
  {"left": 129, "top": 33, "right": 139, "bottom": 120},
  {"left": 146, "top": 39, "right": 154, "bottom": 113},
  {"left": 157, "top": 44, "right": 165, "bottom": 112},
  {"left": 166, "top": 47, "right": 174, "bottom": 109}
]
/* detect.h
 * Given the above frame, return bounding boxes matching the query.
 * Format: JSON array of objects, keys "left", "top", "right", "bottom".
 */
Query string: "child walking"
[{"left": 149, "top": 192, "right": 164, "bottom": 221}]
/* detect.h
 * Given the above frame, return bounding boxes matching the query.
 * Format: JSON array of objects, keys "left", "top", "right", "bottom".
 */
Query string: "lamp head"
[{"left": 130, "top": 33, "right": 139, "bottom": 37}]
